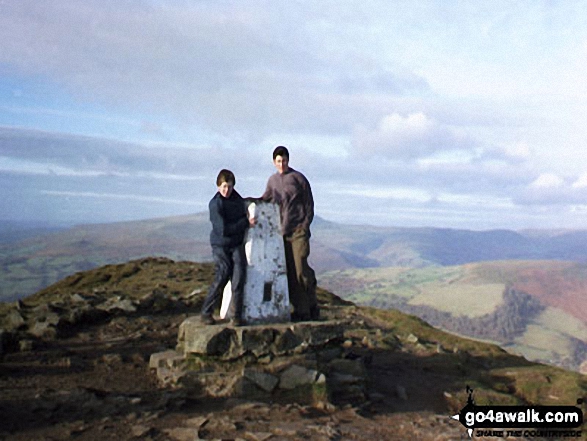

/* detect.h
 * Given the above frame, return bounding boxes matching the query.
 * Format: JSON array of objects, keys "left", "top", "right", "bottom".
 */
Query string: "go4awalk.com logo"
[{"left": 451, "top": 386, "right": 584, "bottom": 438}]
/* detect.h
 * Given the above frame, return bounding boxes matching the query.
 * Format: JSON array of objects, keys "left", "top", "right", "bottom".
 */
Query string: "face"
[
  {"left": 273, "top": 155, "right": 289, "bottom": 174},
  {"left": 218, "top": 181, "right": 234, "bottom": 198}
]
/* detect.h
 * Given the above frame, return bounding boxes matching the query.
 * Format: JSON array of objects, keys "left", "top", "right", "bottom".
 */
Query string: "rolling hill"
[
  {"left": 4, "top": 213, "right": 587, "bottom": 303},
  {"left": 2, "top": 213, "right": 587, "bottom": 372},
  {"left": 319, "top": 261, "right": 587, "bottom": 372}
]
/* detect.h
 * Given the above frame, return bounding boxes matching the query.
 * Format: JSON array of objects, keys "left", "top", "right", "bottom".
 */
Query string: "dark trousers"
[
  {"left": 201, "top": 245, "right": 246, "bottom": 319},
  {"left": 283, "top": 228, "right": 317, "bottom": 318}
]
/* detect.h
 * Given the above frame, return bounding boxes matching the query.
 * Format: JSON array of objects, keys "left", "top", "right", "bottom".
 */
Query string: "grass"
[{"left": 407, "top": 282, "right": 504, "bottom": 317}]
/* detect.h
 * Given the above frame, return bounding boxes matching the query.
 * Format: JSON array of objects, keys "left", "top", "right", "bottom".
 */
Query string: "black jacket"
[{"left": 208, "top": 190, "right": 248, "bottom": 248}]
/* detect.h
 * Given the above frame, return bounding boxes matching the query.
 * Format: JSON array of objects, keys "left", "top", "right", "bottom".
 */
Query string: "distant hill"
[
  {"left": 3, "top": 212, "right": 587, "bottom": 302},
  {"left": 2, "top": 213, "right": 587, "bottom": 372},
  {"left": 319, "top": 261, "right": 587, "bottom": 372},
  {"left": 0, "top": 220, "right": 65, "bottom": 245}
]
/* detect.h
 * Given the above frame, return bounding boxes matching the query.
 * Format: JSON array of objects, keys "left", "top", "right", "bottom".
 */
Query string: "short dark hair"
[
  {"left": 273, "top": 146, "right": 289, "bottom": 160},
  {"left": 216, "top": 169, "right": 235, "bottom": 186}
]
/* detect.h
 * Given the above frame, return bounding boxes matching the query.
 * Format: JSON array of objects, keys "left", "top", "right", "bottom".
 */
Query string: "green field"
[{"left": 319, "top": 261, "right": 587, "bottom": 372}]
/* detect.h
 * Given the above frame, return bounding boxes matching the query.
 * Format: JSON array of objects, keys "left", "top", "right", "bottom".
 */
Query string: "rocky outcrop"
[{"left": 150, "top": 317, "right": 369, "bottom": 406}]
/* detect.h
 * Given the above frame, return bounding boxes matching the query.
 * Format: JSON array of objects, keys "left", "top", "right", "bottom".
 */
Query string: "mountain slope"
[
  {"left": 319, "top": 261, "right": 587, "bottom": 372},
  {"left": 1, "top": 258, "right": 585, "bottom": 440},
  {"left": 3, "top": 213, "right": 587, "bottom": 302}
]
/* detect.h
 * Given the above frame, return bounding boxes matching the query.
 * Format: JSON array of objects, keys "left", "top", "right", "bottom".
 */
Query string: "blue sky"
[{"left": 2, "top": 0, "right": 587, "bottom": 229}]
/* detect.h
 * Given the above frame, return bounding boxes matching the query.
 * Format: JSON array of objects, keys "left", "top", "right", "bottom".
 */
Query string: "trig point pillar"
[{"left": 221, "top": 201, "right": 290, "bottom": 324}]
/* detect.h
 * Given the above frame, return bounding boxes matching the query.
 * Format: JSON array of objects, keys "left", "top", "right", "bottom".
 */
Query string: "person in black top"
[{"left": 200, "top": 169, "right": 254, "bottom": 326}]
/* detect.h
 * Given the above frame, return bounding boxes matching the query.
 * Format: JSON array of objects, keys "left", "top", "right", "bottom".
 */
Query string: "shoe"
[{"left": 201, "top": 314, "right": 215, "bottom": 325}]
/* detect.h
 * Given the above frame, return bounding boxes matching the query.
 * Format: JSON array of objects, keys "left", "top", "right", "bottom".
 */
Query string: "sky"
[{"left": 2, "top": 0, "right": 587, "bottom": 230}]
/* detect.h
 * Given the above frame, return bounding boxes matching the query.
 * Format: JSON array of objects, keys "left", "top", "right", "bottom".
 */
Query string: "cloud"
[
  {"left": 0, "top": 126, "right": 267, "bottom": 180},
  {"left": 530, "top": 173, "right": 565, "bottom": 189},
  {"left": 351, "top": 112, "right": 474, "bottom": 159},
  {"left": 513, "top": 173, "right": 587, "bottom": 206},
  {"left": 40, "top": 190, "right": 201, "bottom": 207},
  {"left": 0, "top": 0, "right": 429, "bottom": 139}
]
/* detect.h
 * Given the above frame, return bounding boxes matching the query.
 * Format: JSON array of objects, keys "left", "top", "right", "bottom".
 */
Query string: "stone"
[
  {"left": 185, "top": 417, "right": 208, "bottom": 429},
  {"left": 149, "top": 350, "right": 185, "bottom": 370},
  {"left": 406, "top": 333, "right": 419, "bottom": 344},
  {"left": 244, "top": 432, "right": 273, "bottom": 441},
  {"left": 179, "top": 321, "right": 237, "bottom": 357},
  {"left": 131, "top": 424, "right": 152, "bottom": 438},
  {"left": 19, "top": 339, "right": 34, "bottom": 351},
  {"left": 164, "top": 427, "right": 201, "bottom": 441},
  {"left": 178, "top": 318, "right": 346, "bottom": 359},
  {"left": 4, "top": 309, "right": 25, "bottom": 331},
  {"left": 97, "top": 296, "right": 137, "bottom": 313},
  {"left": 221, "top": 202, "right": 290, "bottom": 324},
  {"left": 279, "top": 365, "right": 320, "bottom": 390},
  {"left": 28, "top": 320, "right": 58, "bottom": 339},
  {"left": 244, "top": 368, "right": 279, "bottom": 393}
]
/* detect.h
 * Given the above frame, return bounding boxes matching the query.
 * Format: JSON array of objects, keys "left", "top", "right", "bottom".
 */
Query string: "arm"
[
  {"left": 301, "top": 176, "right": 314, "bottom": 231},
  {"left": 209, "top": 197, "right": 227, "bottom": 239},
  {"left": 261, "top": 176, "right": 274, "bottom": 202}
]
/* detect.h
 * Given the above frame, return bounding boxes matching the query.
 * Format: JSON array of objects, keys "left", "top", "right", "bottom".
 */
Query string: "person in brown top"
[{"left": 261, "top": 146, "right": 319, "bottom": 321}]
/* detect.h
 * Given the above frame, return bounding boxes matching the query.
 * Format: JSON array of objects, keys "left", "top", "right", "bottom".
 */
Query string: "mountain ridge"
[
  {"left": 3, "top": 212, "right": 587, "bottom": 303},
  {"left": 1, "top": 257, "right": 585, "bottom": 440}
]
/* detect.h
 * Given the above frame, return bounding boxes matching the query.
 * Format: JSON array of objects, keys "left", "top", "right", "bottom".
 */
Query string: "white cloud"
[
  {"left": 2, "top": 2, "right": 587, "bottom": 229},
  {"left": 572, "top": 173, "right": 587, "bottom": 189},
  {"left": 40, "top": 190, "right": 201, "bottom": 207},
  {"left": 530, "top": 173, "right": 565, "bottom": 189},
  {"left": 351, "top": 112, "right": 473, "bottom": 159}
]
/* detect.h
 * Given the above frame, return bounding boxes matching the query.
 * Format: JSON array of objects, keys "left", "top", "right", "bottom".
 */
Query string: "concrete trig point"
[{"left": 220, "top": 201, "right": 290, "bottom": 324}]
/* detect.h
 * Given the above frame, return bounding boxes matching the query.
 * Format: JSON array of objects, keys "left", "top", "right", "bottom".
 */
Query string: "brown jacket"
[{"left": 261, "top": 167, "right": 314, "bottom": 236}]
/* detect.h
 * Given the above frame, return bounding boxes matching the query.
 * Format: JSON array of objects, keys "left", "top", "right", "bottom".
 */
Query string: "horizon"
[
  {"left": 3, "top": 209, "right": 587, "bottom": 235},
  {"left": 3, "top": 2, "right": 587, "bottom": 231}
]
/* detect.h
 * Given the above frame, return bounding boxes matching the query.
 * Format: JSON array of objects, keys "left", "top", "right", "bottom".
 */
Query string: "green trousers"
[{"left": 283, "top": 228, "right": 317, "bottom": 318}]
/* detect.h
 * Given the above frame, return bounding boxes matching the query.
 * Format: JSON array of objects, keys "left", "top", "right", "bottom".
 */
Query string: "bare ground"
[{"left": 0, "top": 303, "right": 479, "bottom": 441}]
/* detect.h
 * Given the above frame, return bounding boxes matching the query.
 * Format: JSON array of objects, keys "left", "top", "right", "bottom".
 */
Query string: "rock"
[
  {"left": 149, "top": 350, "right": 185, "bottom": 370},
  {"left": 244, "top": 432, "right": 273, "bottom": 441},
  {"left": 244, "top": 368, "right": 279, "bottom": 393},
  {"left": 178, "top": 317, "right": 346, "bottom": 359},
  {"left": 185, "top": 416, "right": 209, "bottom": 428},
  {"left": 406, "top": 333, "right": 419, "bottom": 344},
  {"left": 164, "top": 427, "right": 201, "bottom": 441},
  {"left": 101, "top": 353, "right": 123, "bottom": 365},
  {"left": 203, "top": 415, "right": 237, "bottom": 433},
  {"left": 140, "top": 290, "right": 173, "bottom": 312},
  {"left": 28, "top": 320, "right": 58, "bottom": 339},
  {"left": 279, "top": 365, "right": 320, "bottom": 390},
  {"left": 4, "top": 309, "right": 26, "bottom": 331},
  {"left": 71, "top": 293, "right": 86, "bottom": 303},
  {"left": 131, "top": 424, "right": 153, "bottom": 438},
  {"left": 97, "top": 296, "right": 137, "bottom": 313},
  {"left": 179, "top": 322, "right": 237, "bottom": 357},
  {"left": 19, "top": 339, "right": 34, "bottom": 351}
]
